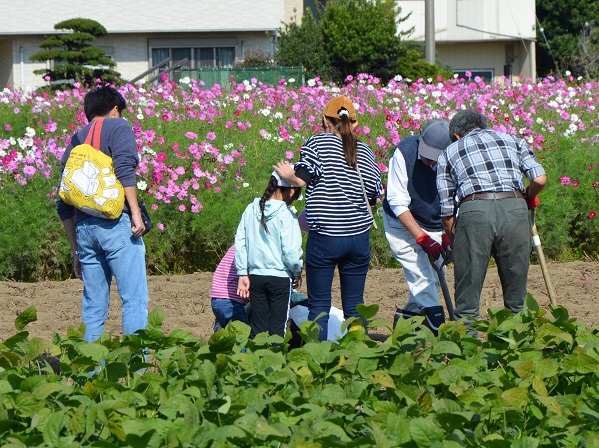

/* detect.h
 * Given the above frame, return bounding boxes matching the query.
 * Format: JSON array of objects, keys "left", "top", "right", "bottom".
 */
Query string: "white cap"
[{"left": 272, "top": 163, "right": 294, "bottom": 187}]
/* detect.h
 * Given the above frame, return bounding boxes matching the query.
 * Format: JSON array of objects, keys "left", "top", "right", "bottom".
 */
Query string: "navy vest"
[{"left": 383, "top": 137, "right": 442, "bottom": 231}]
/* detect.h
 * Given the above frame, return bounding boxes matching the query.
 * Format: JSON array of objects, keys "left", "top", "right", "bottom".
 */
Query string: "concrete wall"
[{"left": 437, "top": 40, "right": 535, "bottom": 80}]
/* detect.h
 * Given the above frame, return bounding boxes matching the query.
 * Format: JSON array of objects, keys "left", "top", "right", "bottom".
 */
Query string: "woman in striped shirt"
[{"left": 274, "top": 95, "right": 382, "bottom": 341}]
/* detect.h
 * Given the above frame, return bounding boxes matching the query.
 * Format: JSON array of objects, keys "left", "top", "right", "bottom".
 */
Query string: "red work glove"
[
  {"left": 416, "top": 234, "right": 443, "bottom": 260},
  {"left": 441, "top": 233, "right": 452, "bottom": 256},
  {"left": 525, "top": 187, "right": 540, "bottom": 210}
]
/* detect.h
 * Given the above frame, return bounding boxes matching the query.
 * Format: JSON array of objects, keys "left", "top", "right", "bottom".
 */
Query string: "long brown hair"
[{"left": 326, "top": 110, "right": 358, "bottom": 167}]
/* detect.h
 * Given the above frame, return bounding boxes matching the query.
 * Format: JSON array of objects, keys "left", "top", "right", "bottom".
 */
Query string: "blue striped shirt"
[
  {"left": 436, "top": 128, "right": 546, "bottom": 217},
  {"left": 295, "top": 133, "right": 382, "bottom": 236}
]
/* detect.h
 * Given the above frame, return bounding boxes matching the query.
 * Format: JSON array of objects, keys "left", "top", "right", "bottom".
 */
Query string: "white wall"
[
  {"left": 398, "top": 0, "right": 536, "bottom": 42},
  {"left": 0, "top": 0, "right": 287, "bottom": 34}
]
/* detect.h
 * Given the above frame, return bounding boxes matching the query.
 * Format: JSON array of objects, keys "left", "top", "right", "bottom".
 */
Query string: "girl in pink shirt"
[{"left": 211, "top": 245, "right": 249, "bottom": 330}]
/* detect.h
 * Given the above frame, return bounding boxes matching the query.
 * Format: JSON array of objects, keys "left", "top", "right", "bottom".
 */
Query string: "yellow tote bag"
[{"left": 59, "top": 119, "right": 125, "bottom": 219}]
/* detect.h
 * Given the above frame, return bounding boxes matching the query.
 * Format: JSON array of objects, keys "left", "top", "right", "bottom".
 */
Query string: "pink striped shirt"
[{"left": 210, "top": 245, "right": 248, "bottom": 304}]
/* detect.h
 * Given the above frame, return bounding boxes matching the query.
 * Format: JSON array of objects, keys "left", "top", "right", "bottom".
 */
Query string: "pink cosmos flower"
[
  {"left": 285, "top": 150, "right": 294, "bottom": 160},
  {"left": 4, "top": 124, "right": 11, "bottom": 131},
  {"left": 571, "top": 180, "right": 579, "bottom": 187},
  {"left": 23, "top": 165, "right": 36, "bottom": 176},
  {"left": 156, "top": 152, "right": 167, "bottom": 162},
  {"left": 589, "top": 211, "right": 596, "bottom": 219},
  {"left": 185, "top": 132, "right": 198, "bottom": 139},
  {"left": 178, "top": 204, "right": 186, "bottom": 212},
  {"left": 157, "top": 223, "right": 165, "bottom": 230},
  {"left": 206, "top": 131, "right": 216, "bottom": 140},
  {"left": 560, "top": 176, "right": 571, "bottom": 185}
]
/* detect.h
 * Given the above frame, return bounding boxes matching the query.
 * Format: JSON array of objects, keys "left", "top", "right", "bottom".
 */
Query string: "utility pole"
[{"left": 424, "top": 0, "right": 435, "bottom": 64}]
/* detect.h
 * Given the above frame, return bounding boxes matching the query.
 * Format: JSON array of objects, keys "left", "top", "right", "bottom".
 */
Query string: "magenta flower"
[
  {"left": 185, "top": 132, "right": 198, "bottom": 139},
  {"left": 157, "top": 223, "right": 165, "bottom": 230},
  {"left": 4, "top": 124, "right": 11, "bottom": 131},
  {"left": 285, "top": 150, "right": 294, "bottom": 160},
  {"left": 560, "top": 176, "right": 571, "bottom": 185},
  {"left": 589, "top": 211, "right": 596, "bottom": 219},
  {"left": 206, "top": 131, "right": 216, "bottom": 140}
]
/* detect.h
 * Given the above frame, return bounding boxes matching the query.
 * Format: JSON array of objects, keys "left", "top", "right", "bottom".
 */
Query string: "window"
[
  {"left": 453, "top": 69, "right": 495, "bottom": 82},
  {"left": 152, "top": 47, "right": 235, "bottom": 69}
]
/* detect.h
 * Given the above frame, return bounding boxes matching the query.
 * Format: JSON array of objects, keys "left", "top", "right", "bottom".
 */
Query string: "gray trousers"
[{"left": 453, "top": 197, "right": 531, "bottom": 333}]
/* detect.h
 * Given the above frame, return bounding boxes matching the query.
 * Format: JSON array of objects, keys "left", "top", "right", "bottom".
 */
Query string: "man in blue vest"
[{"left": 382, "top": 119, "right": 452, "bottom": 335}]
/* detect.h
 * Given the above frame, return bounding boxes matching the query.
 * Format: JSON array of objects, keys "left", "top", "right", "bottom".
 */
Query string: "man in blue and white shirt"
[{"left": 436, "top": 110, "right": 546, "bottom": 335}]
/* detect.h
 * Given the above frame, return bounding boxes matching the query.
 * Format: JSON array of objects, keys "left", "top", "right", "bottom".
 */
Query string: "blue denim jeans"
[
  {"left": 76, "top": 213, "right": 149, "bottom": 343},
  {"left": 211, "top": 298, "right": 250, "bottom": 330},
  {"left": 306, "top": 230, "right": 371, "bottom": 341}
]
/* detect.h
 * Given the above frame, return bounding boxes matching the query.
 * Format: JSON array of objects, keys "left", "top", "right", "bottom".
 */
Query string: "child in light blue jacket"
[{"left": 235, "top": 167, "right": 303, "bottom": 338}]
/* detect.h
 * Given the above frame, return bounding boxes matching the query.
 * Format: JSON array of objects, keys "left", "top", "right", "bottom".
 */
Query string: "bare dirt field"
[{"left": 1, "top": 261, "right": 598, "bottom": 342}]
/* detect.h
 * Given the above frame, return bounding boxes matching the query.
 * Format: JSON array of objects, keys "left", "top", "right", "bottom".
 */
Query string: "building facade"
[
  {"left": 0, "top": 0, "right": 303, "bottom": 90},
  {"left": 397, "top": 0, "right": 537, "bottom": 81}
]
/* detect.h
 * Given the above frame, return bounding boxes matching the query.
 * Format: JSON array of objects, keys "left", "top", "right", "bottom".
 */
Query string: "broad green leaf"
[
  {"left": 514, "top": 358, "right": 535, "bottom": 379},
  {"left": 41, "top": 409, "right": 67, "bottom": 447},
  {"left": 106, "top": 362, "right": 129, "bottom": 382},
  {"left": 218, "top": 395, "right": 231, "bottom": 414},
  {"left": 535, "top": 323, "right": 573, "bottom": 347},
  {"left": 431, "top": 340, "right": 462, "bottom": 356},
  {"left": 0, "top": 379, "right": 13, "bottom": 393},
  {"left": 0, "top": 351, "right": 21, "bottom": 369},
  {"left": 312, "top": 420, "right": 351, "bottom": 443},
  {"left": 147, "top": 306, "right": 165, "bottom": 329},
  {"left": 32, "top": 383, "right": 63, "bottom": 400},
  {"left": 370, "top": 370, "right": 396, "bottom": 389},
  {"left": 550, "top": 305, "right": 569, "bottom": 321},
  {"left": 512, "top": 436, "right": 541, "bottom": 448},
  {"left": 356, "top": 303, "right": 379, "bottom": 320},
  {"left": 15, "top": 305, "right": 37, "bottom": 331},
  {"left": 563, "top": 352, "right": 599, "bottom": 374},
  {"left": 437, "top": 364, "right": 464, "bottom": 386},
  {"left": 501, "top": 387, "right": 529, "bottom": 410},
  {"left": 77, "top": 342, "right": 109, "bottom": 362},
  {"left": 523, "top": 294, "right": 540, "bottom": 314},
  {"left": 532, "top": 375, "right": 548, "bottom": 396},
  {"left": 535, "top": 394, "right": 563, "bottom": 415},
  {"left": 409, "top": 416, "right": 445, "bottom": 446},
  {"left": 28, "top": 338, "right": 51, "bottom": 358}
]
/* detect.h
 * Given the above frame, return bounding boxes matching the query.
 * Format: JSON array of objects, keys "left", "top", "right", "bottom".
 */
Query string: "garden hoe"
[
  {"left": 429, "top": 252, "right": 456, "bottom": 322},
  {"left": 530, "top": 209, "right": 558, "bottom": 306}
]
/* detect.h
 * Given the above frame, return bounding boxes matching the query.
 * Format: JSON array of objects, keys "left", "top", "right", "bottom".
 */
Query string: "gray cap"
[
  {"left": 272, "top": 163, "right": 294, "bottom": 187},
  {"left": 418, "top": 119, "right": 451, "bottom": 161}
]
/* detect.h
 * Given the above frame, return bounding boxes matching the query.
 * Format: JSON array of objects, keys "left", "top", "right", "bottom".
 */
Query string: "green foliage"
[
  {"left": 276, "top": 0, "right": 447, "bottom": 83},
  {"left": 396, "top": 46, "right": 455, "bottom": 81},
  {"left": 275, "top": 9, "right": 335, "bottom": 81},
  {"left": 320, "top": 0, "right": 404, "bottom": 83},
  {"left": 2, "top": 298, "right": 599, "bottom": 445},
  {"left": 234, "top": 49, "right": 274, "bottom": 68},
  {"left": 0, "top": 176, "right": 70, "bottom": 281},
  {"left": 536, "top": 0, "right": 599, "bottom": 77},
  {"left": 29, "top": 18, "right": 121, "bottom": 88}
]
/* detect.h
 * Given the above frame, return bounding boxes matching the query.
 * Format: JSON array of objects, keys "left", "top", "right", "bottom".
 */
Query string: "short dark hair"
[
  {"left": 83, "top": 86, "right": 127, "bottom": 121},
  {"left": 449, "top": 110, "right": 488, "bottom": 141}
]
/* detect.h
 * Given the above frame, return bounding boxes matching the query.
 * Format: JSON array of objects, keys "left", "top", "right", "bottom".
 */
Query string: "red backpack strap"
[{"left": 83, "top": 118, "right": 104, "bottom": 149}]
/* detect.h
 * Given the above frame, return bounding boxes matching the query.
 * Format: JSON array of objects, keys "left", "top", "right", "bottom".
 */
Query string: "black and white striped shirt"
[{"left": 296, "top": 133, "right": 382, "bottom": 236}]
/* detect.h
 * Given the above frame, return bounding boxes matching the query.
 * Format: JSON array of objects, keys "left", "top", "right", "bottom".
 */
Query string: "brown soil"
[{"left": 1, "top": 261, "right": 598, "bottom": 342}]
